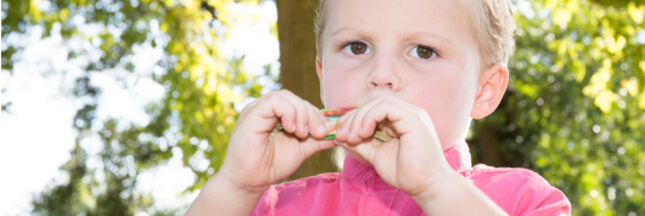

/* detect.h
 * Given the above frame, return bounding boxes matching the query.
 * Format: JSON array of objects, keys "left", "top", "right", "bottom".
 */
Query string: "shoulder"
[
  {"left": 252, "top": 173, "right": 342, "bottom": 216},
  {"left": 468, "top": 164, "right": 571, "bottom": 216},
  {"left": 469, "top": 164, "right": 551, "bottom": 186}
]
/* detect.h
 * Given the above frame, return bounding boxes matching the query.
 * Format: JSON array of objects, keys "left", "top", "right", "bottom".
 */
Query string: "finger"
[
  {"left": 295, "top": 99, "right": 312, "bottom": 138},
  {"left": 242, "top": 91, "right": 296, "bottom": 134},
  {"left": 352, "top": 100, "right": 382, "bottom": 141},
  {"left": 271, "top": 93, "right": 298, "bottom": 134},
  {"left": 306, "top": 102, "right": 331, "bottom": 139},
  {"left": 300, "top": 139, "right": 337, "bottom": 160},
  {"left": 276, "top": 90, "right": 312, "bottom": 138},
  {"left": 334, "top": 108, "right": 358, "bottom": 143},
  {"left": 359, "top": 98, "right": 416, "bottom": 136},
  {"left": 343, "top": 104, "right": 371, "bottom": 144},
  {"left": 336, "top": 138, "right": 391, "bottom": 166}
]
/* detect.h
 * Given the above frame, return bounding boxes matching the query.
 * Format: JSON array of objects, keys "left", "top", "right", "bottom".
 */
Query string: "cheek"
[
  {"left": 320, "top": 57, "right": 366, "bottom": 108},
  {"left": 406, "top": 65, "right": 477, "bottom": 144},
  {"left": 408, "top": 64, "right": 476, "bottom": 108},
  {"left": 408, "top": 73, "right": 467, "bottom": 113}
]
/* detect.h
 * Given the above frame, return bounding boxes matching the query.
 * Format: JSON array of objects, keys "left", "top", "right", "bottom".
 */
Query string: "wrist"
[
  {"left": 408, "top": 167, "right": 458, "bottom": 206},
  {"left": 409, "top": 169, "right": 507, "bottom": 215},
  {"left": 185, "top": 171, "right": 268, "bottom": 215},
  {"left": 216, "top": 167, "right": 270, "bottom": 196}
]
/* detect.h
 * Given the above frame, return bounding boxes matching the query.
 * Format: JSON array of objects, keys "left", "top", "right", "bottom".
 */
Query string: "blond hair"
[{"left": 314, "top": 0, "right": 516, "bottom": 68}]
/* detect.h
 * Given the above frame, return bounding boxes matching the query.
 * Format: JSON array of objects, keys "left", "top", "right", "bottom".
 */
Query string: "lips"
[{"left": 321, "top": 106, "right": 359, "bottom": 139}]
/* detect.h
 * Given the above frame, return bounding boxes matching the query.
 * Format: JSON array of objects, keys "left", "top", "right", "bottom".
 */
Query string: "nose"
[{"left": 366, "top": 54, "right": 401, "bottom": 90}]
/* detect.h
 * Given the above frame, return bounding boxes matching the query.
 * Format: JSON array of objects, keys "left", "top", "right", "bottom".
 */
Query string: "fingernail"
[
  {"left": 318, "top": 124, "right": 327, "bottom": 134},
  {"left": 325, "top": 121, "right": 335, "bottom": 130},
  {"left": 304, "top": 125, "right": 309, "bottom": 134},
  {"left": 292, "top": 123, "right": 297, "bottom": 132},
  {"left": 336, "top": 124, "right": 344, "bottom": 134},
  {"left": 333, "top": 139, "right": 342, "bottom": 146}
]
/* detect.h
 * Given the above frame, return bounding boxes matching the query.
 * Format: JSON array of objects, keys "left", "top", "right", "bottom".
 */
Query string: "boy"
[{"left": 187, "top": 0, "right": 571, "bottom": 215}]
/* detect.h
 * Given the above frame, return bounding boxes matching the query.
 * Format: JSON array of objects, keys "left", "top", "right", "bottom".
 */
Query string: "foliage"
[
  {"left": 471, "top": 0, "right": 645, "bottom": 214},
  {"left": 2, "top": 0, "right": 644, "bottom": 215},
  {"left": 2, "top": 0, "right": 271, "bottom": 214}
]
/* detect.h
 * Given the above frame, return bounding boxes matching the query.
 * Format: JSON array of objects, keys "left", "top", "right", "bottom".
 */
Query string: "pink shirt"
[{"left": 252, "top": 141, "right": 571, "bottom": 215}]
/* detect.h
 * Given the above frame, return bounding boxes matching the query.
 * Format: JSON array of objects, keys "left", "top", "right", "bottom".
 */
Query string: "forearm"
[
  {"left": 412, "top": 171, "right": 507, "bottom": 216},
  {"left": 185, "top": 172, "right": 266, "bottom": 215}
]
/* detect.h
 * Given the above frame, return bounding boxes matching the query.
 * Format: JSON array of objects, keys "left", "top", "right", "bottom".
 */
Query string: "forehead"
[{"left": 323, "top": 0, "right": 477, "bottom": 47}]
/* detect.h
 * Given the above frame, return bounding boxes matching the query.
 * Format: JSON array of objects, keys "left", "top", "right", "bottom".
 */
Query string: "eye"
[
  {"left": 410, "top": 45, "right": 437, "bottom": 60},
  {"left": 342, "top": 42, "right": 371, "bottom": 55}
]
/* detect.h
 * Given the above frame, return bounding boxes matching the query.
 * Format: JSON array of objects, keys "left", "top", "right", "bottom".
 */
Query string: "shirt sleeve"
[{"left": 509, "top": 170, "right": 571, "bottom": 216}]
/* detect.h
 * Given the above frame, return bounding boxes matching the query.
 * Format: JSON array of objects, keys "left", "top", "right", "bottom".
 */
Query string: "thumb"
[
  {"left": 334, "top": 138, "right": 398, "bottom": 167},
  {"left": 299, "top": 138, "right": 337, "bottom": 160}
]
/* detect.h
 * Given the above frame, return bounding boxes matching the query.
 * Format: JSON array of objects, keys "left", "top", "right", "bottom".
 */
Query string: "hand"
[
  {"left": 333, "top": 96, "right": 453, "bottom": 200},
  {"left": 219, "top": 90, "right": 336, "bottom": 194}
]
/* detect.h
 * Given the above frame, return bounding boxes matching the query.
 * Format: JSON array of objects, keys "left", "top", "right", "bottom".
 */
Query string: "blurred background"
[{"left": 1, "top": 0, "right": 644, "bottom": 215}]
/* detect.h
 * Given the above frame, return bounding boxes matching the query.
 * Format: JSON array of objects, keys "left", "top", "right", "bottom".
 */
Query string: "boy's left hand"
[{"left": 333, "top": 96, "right": 453, "bottom": 201}]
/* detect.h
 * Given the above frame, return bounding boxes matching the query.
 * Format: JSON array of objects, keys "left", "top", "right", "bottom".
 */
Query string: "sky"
[
  {"left": 2, "top": 1, "right": 616, "bottom": 215},
  {"left": 0, "top": 2, "right": 279, "bottom": 215}
]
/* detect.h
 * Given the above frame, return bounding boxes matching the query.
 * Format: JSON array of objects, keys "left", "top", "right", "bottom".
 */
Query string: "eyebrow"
[
  {"left": 401, "top": 31, "right": 453, "bottom": 45},
  {"left": 330, "top": 26, "right": 453, "bottom": 45},
  {"left": 330, "top": 26, "right": 367, "bottom": 38}
]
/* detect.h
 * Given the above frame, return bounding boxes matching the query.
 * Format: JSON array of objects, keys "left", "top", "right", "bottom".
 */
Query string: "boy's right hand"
[{"left": 218, "top": 89, "right": 336, "bottom": 195}]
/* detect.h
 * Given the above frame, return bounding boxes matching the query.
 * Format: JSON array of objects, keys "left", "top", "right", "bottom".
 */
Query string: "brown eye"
[
  {"left": 411, "top": 45, "right": 437, "bottom": 59},
  {"left": 343, "top": 42, "right": 371, "bottom": 55}
]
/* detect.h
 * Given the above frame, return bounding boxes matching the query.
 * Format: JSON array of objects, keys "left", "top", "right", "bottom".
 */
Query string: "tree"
[
  {"left": 271, "top": 0, "right": 645, "bottom": 214},
  {"left": 275, "top": 0, "right": 341, "bottom": 181},
  {"left": 3, "top": 0, "right": 269, "bottom": 214},
  {"left": 3, "top": 0, "right": 644, "bottom": 214},
  {"left": 469, "top": 0, "right": 645, "bottom": 214}
]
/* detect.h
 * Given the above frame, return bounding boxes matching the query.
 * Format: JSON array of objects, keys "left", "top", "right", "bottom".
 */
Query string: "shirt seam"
[
  {"left": 381, "top": 190, "right": 397, "bottom": 216},
  {"left": 505, "top": 177, "right": 524, "bottom": 215},
  {"left": 358, "top": 177, "right": 369, "bottom": 215}
]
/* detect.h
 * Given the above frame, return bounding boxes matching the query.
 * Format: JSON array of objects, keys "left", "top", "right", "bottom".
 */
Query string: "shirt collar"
[{"left": 341, "top": 140, "right": 472, "bottom": 180}]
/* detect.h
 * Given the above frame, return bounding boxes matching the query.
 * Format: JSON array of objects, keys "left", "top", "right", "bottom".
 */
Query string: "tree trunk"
[{"left": 276, "top": 0, "right": 341, "bottom": 180}]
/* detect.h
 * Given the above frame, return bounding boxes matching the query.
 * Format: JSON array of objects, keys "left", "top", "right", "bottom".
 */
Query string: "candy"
[
  {"left": 321, "top": 106, "right": 391, "bottom": 142},
  {"left": 320, "top": 106, "right": 358, "bottom": 117},
  {"left": 321, "top": 106, "right": 358, "bottom": 140}
]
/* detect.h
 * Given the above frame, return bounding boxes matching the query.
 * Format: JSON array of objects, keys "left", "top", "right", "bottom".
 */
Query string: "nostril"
[{"left": 370, "top": 82, "right": 394, "bottom": 89}]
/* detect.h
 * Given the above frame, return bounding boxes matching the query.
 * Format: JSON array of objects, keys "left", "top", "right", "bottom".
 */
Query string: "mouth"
[
  {"left": 320, "top": 106, "right": 359, "bottom": 139},
  {"left": 320, "top": 106, "right": 391, "bottom": 141}
]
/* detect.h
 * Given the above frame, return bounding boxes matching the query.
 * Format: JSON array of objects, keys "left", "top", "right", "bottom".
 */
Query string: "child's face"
[{"left": 316, "top": 0, "right": 483, "bottom": 147}]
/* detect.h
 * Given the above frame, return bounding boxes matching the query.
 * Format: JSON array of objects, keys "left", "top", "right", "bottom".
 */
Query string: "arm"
[
  {"left": 185, "top": 171, "right": 266, "bottom": 215},
  {"left": 410, "top": 170, "right": 507, "bottom": 216},
  {"left": 333, "top": 96, "right": 506, "bottom": 215},
  {"left": 185, "top": 90, "right": 335, "bottom": 215}
]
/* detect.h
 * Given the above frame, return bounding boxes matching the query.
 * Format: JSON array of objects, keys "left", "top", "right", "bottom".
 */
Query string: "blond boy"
[{"left": 187, "top": 0, "right": 571, "bottom": 215}]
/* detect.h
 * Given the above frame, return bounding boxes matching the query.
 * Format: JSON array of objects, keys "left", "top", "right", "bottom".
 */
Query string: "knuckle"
[
  {"left": 239, "top": 101, "right": 259, "bottom": 117},
  {"left": 278, "top": 89, "right": 294, "bottom": 97},
  {"left": 258, "top": 91, "right": 279, "bottom": 104},
  {"left": 268, "top": 91, "right": 283, "bottom": 100},
  {"left": 412, "top": 106, "right": 430, "bottom": 119}
]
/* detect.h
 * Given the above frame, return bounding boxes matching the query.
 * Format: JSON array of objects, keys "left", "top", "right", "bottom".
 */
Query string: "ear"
[
  {"left": 316, "top": 56, "right": 323, "bottom": 84},
  {"left": 316, "top": 56, "right": 325, "bottom": 105},
  {"left": 471, "top": 63, "right": 509, "bottom": 119}
]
